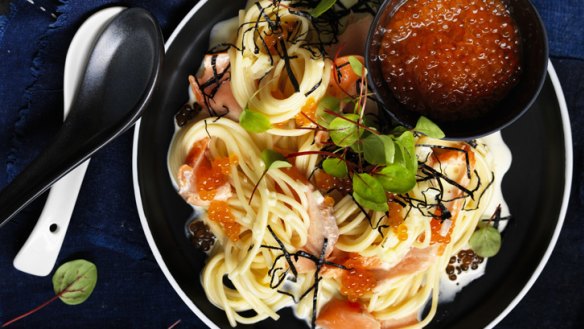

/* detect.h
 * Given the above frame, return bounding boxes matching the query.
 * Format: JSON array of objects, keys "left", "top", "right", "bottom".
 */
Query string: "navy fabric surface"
[{"left": 0, "top": 0, "right": 582, "bottom": 328}]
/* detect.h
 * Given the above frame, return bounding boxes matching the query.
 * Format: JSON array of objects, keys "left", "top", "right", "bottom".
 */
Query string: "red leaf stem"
[
  {"left": 2, "top": 292, "right": 61, "bottom": 327},
  {"left": 1, "top": 275, "right": 84, "bottom": 328},
  {"left": 168, "top": 319, "right": 182, "bottom": 329}
]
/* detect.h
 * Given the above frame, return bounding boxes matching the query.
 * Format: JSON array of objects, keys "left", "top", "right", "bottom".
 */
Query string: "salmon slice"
[
  {"left": 295, "top": 189, "right": 339, "bottom": 273},
  {"left": 275, "top": 167, "right": 339, "bottom": 272},
  {"left": 380, "top": 312, "right": 419, "bottom": 329},
  {"left": 306, "top": 190, "right": 339, "bottom": 257},
  {"left": 373, "top": 245, "right": 439, "bottom": 282},
  {"left": 177, "top": 138, "right": 232, "bottom": 207},
  {"left": 316, "top": 298, "right": 380, "bottom": 329},
  {"left": 328, "top": 56, "right": 365, "bottom": 98},
  {"left": 425, "top": 142, "right": 476, "bottom": 202},
  {"left": 326, "top": 14, "right": 374, "bottom": 57},
  {"left": 189, "top": 53, "right": 242, "bottom": 121},
  {"left": 423, "top": 142, "right": 477, "bottom": 243}
]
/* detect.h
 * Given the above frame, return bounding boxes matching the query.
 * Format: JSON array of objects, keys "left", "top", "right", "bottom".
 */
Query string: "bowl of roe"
[{"left": 366, "top": 0, "right": 548, "bottom": 139}]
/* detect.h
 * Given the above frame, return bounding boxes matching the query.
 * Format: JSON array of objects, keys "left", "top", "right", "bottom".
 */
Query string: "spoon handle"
[
  {"left": 13, "top": 160, "right": 89, "bottom": 276},
  {"left": 0, "top": 123, "right": 95, "bottom": 227}
]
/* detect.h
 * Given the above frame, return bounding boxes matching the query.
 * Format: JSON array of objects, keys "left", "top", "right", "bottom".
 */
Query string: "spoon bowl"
[{"left": 0, "top": 7, "right": 164, "bottom": 227}]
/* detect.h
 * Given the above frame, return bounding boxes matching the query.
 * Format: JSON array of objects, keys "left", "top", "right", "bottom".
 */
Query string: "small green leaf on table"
[
  {"left": 1, "top": 259, "right": 97, "bottom": 328},
  {"left": 52, "top": 259, "right": 98, "bottom": 305}
]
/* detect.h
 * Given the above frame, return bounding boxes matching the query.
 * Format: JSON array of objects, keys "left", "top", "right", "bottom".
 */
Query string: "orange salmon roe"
[
  {"left": 343, "top": 253, "right": 381, "bottom": 270},
  {"left": 392, "top": 223, "right": 409, "bottom": 241},
  {"left": 295, "top": 97, "right": 317, "bottom": 127},
  {"left": 314, "top": 170, "right": 352, "bottom": 195},
  {"left": 430, "top": 218, "right": 455, "bottom": 244},
  {"left": 341, "top": 268, "right": 377, "bottom": 301},
  {"left": 262, "top": 21, "right": 297, "bottom": 55},
  {"left": 340, "top": 254, "right": 380, "bottom": 301},
  {"left": 208, "top": 200, "right": 240, "bottom": 241},
  {"left": 386, "top": 201, "right": 408, "bottom": 240},
  {"left": 379, "top": 0, "right": 521, "bottom": 120},
  {"left": 323, "top": 196, "right": 335, "bottom": 208},
  {"left": 387, "top": 200, "right": 404, "bottom": 227},
  {"left": 213, "top": 155, "right": 238, "bottom": 176},
  {"left": 195, "top": 155, "right": 238, "bottom": 201}
]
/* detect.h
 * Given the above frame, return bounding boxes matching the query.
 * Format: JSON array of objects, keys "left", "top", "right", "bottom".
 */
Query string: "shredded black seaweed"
[
  {"left": 348, "top": 141, "right": 496, "bottom": 242},
  {"left": 481, "top": 204, "right": 511, "bottom": 230},
  {"left": 304, "top": 78, "right": 323, "bottom": 97},
  {"left": 261, "top": 225, "right": 347, "bottom": 328}
]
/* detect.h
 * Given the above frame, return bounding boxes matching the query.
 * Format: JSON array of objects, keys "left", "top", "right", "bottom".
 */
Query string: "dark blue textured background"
[{"left": 0, "top": 0, "right": 582, "bottom": 328}]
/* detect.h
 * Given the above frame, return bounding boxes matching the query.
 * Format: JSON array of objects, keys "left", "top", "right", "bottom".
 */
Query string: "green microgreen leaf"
[
  {"left": 348, "top": 55, "right": 363, "bottom": 77},
  {"left": 240, "top": 107, "right": 271, "bottom": 133},
  {"left": 394, "top": 131, "right": 417, "bottom": 172},
  {"left": 352, "top": 173, "right": 388, "bottom": 212},
  {"left": 390, "top": 125, "right": 409, "bottom": 136},
  {"left": 310, "top": 0, "right": 337, "bottom": 18},
  {"left": 329, "top": 113, "right": 363, "bottom": 147},
  {"left": 353, "top": 193, "right": 388, "bottom": 212},
  {"left": 375, "top": 163, "right": 416, "bottom": 193},
  {"left": 52, "top": 259, "right": 98, "bottom": 305},
  {"left": 469, "top": 225, "right": 502, "bottom": 257},
  {"left": 322, "top": 157, "right": 348, "bottom": 178},
  {"left": 362, "top": 134, "right": 395, "bottom": 165},
  {"left": 316, "top": 96, "right": 340, "bottom": 128},
  {"left": 261, "top": 149, "right": 292, "bottom": 170},
  {"left": 250, "top": 150, "right": 291, "bottom": 205},
  {"left": 414, "top": 116, "right": 445, "bottom": 139}
]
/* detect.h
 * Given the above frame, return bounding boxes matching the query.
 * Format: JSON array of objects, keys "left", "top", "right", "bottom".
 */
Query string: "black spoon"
[{"left": 0, "top": 7, "right": 164, "bottom": 227}]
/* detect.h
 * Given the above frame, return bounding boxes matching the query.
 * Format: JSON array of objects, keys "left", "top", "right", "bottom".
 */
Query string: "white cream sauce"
[{"left": 438, "top": 131, "right": 513, "bottom": 302}]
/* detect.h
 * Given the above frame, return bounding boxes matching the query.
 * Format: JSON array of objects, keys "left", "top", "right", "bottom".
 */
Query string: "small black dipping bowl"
[{"left": 366, "top": 0, "right": 549, "bottom": 140}]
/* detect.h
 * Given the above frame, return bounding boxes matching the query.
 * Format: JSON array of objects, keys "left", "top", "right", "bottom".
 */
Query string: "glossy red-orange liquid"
[{"left": 379, "top": 0, "right": 521, "bottom": 120}]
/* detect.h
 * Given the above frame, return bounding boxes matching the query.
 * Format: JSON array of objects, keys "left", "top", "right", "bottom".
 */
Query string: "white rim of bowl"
[{"left": 131, "top": 0, "right": 574, "bottom": 324}]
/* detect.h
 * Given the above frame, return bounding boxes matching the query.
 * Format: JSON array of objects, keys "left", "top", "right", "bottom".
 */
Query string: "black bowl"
[
  {"left": 133, "top": 1, "right": 570, "bottom": 328},
  {"left": 366, "top": 0, "right": 549, "bottom": 139}
]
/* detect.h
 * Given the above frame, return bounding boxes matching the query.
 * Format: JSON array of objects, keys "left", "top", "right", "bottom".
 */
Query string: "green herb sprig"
[
  {"left": 313, "top": 95, "right": 443, "bottom": 211},
  {"left": 249, "top": 149, "right": 292, "bottom": 204}
]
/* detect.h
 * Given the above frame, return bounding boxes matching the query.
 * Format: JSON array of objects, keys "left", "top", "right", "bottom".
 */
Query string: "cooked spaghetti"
[{"left": 169, "top": 1, "right": 505, "bottom": 328}]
